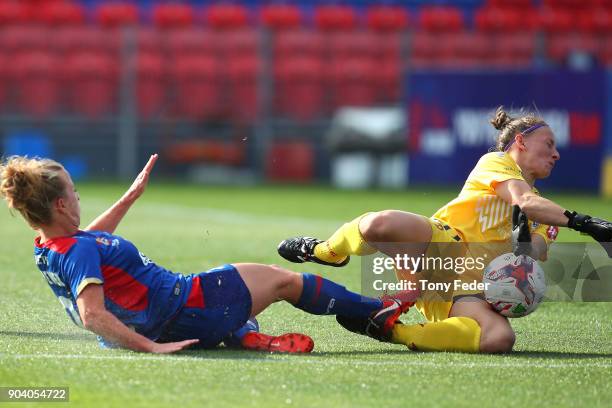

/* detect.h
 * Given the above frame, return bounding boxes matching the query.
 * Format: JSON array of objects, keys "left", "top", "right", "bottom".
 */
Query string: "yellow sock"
[
  {"left": 391, "top": 317, "right": 481, "bottom": 353},
  {"left": 313, "top": 214, "right": 376, "bottom": 263}
]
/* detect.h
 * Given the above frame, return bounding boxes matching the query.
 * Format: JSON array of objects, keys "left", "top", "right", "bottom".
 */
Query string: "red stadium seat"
[
  {"left": 64, "top": 52, "right": 118, "bottom": 118},
  {"left": 274, "top": 57, "right": 326, "bottom": 120},
  {"left": 435, "top": 31, "right": 491, "bottom": 69},
  {"left": 418, "top": 6, "right": 465, "bottom": 32},
  {"left": 135, "top": 52, "right": 167, "bottom": 118},
  {"left": 490, "top": 33, "right": 536, "bottom": 68},
  {"left": 538, "top": 7, "right": 574, "bottom": 33},
  {"left": 328, "top": 31, "right": 379, "bottom": 60},
  {"left": 0, "top": 1, "right": 29, "bottom": 26},
  {"left": 0, "top": 52, "right": 8, "bottom": 112},
  {"left": 410, "top": 31, "right": 439, "bottom": 68},
  {"left": 170, "top": 55, "right": 222, "bottom": 119},
  {"left": 260, "top": 4, "right": 301, "bottom": 30},
  {"left": 375, "top": 57, "right": 403, "bottom": 103},
  {"left": 274, "top": 30, "right": 325, "bottom": 59},
  {"left": 165, "top": 29, "right": 220, "bottom": 59},
  {"left": 578, "top": 8, "right": 612, "bottom": 33},
  {"left": 599, "top": 34, "right": 612, "bottom": 66},
  {"left": 152, "top": 3, "right": 194, "bottom": 29},
  {"left": 329, "top": 58, "right": 378, "bottom": 109},
  {"left": 485, "top": 0, "right": 534, "bottom": 7},
  {"left": 227, "top": 56, "right": 261, "bottom": 122},
  {"left": 206, "top": 4, "right": 249, "bottom": 29},
  {"left": 314, "top": 5, "right": 357, "bottom": 31},
  {"left": 474, "top": 7, "right": 535, "bottom": 32},
  {"left": 266, "top": 141, "right": 314, "bottom": 182},
  {"left": 135, "top": 28, "right": 164, "bottom": 54},
  {"left": 365, "top": 6, "right": 409, "bottom": 32},
  {"left": 36, "top": 2, "right": 85, "bottom": 26},
  {"left": 224, "top": 29, "right": 260, "bottom": 58},
  {"left": 0, "top": 26, "right": 50, "bottom": 54},
  {"left": 547, "top": 33, "right": 600, "bottom": 62},
  {"left": 543, "top": 0, "right": 584, "bottom": 9},
  {"left": 54, "top": 27, "right": 120, "bottom": 58},
  {"left": 12, "top": 51, "right": 61, "bottom": 117},
  {"left": 96, "top": 3, "right": 139, "bottom": 28}
]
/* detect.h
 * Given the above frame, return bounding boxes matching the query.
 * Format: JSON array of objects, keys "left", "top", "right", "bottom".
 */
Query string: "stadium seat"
[
  {"left": 12, "top": 51, "right": 61, "bottom": 117},
  {"left": 152, "top": 3, "right": 194, "bottom": 29},
  {"left": 273, "top": 30, "right": 325, "bottom": 59},
  {"left": 135, "top": 52, "right": 167, "bottom": 118},
  {"left": 64, "top": 52, "right": 118, "bottom": 118},
  {"left": 485, "top": 0, "right": 534, "bottom": 7},
  {"left": 547, "top": 33, "right": 600, "bottom": 63},
  {"left": 329, "top": 58, "right": 378, "bottom": 109},
  {"left": 314, "top": 5, "right": 357, "bottom": 31},
  {"left": 0, "top": 26, "right": 50, "bottom": 55},
  {"left": 375, "top": 57, "right": 403, "bottom": 103},
  {"left": 170, "top": 55, "right": 222, "bottom": 119},
  {"left": 418, "top": 6, "right": 465, "bottom": 32},
  {"left": 95, "top": 3, "right": 139, "bottom": 28},
  {"left": 436, "top": 31, "right": 491, "bottom": 68},
  {"left": 0, "top": 1, "right": 29, "bottom": 26},
  {"left": 227, "top": 55, "right": 261, "bottom": 122},
  {"left": 327, "top": 31, "right": 379, "bottom": 60},
  {"left": 135, "top": 28, "right": 164, "bottom": 55},
  {"left": 542, "top": 0, "right": 584, "bottom": 9},
  {"left": 266, "top": 141, "right": 314, "bottom": 182},
  {"left": 223, "top": 28, "right": 260, "bottom": 59},
  {"left": 365, "top": 5, "right": 410, "bottom": 32},
  {"left": 410, "top": 31, "right": 439, "bottom": 68},
  {"left": 36, "top": 2, "right": 85, "bottom": 26},
  {"left": 54, "top": 27, "right": 119, "bottom": 58},
  {"left": 538, "top": 7, "right": 574, "bottom": 33},
  {"left": 490, "top": 33, "right": 536, "bottom": 68},
  {"left": 474, "top": 7, "right": 533, "bottom": 32},
  {"left": 165, "top": 29, "right": 220, "bottom": 59},
  {"left": 0, "top": 52, "right": 7, "bottom": 112},
  {"left": 599, "top": 34, "right": 612, "bottom": 66},
  {"left": 578, "top": 7, "right": 612, "bottom": 33},
  {"left": 274, "top": 57, "right": 326, "bottom": 120},
  {"left": 260, "top": 4, "right": 302, "bottom": 30},
  {"left": 206, "top": 4, "right": 249, "bottom": 29}
]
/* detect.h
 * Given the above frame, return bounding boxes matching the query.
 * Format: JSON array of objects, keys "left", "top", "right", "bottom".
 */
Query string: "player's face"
[
  {"left": 59, "top": 170, "right": 81, "bottom": 228},
  {"left": 522, "top": 128, "right": 560, "bottom": 179}
]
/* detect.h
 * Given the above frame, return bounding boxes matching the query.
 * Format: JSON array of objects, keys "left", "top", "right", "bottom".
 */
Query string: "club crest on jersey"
[
  {"left": 139, "top": 252, "right": 153, "bottom": 266},
  {"left": 546, "top": 226, "right": 559, "bottom": 240},
  {"left": 96, "top": 237, "right": 120, "bottom": 247}
]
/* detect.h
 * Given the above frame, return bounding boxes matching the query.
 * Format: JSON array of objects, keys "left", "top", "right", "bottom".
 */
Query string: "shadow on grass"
[
  {"left": 506, "top": 350, "right": 612, "bottom": 360},
  {"left": 0, "top": 330, "right": 93, "bottom": 341}
]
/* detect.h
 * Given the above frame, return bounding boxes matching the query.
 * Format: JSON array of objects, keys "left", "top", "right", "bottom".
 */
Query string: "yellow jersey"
[{"left": 432, "top": 152, "right": 558, "bottom": 245}]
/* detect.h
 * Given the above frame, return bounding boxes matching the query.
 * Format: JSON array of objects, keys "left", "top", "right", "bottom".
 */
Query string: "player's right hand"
[
  {"left": 565, "top": 210, "right": 612, "bottom": 242},
  {"left": 149, "top": 339, "right": 199, "bottom": 354}
]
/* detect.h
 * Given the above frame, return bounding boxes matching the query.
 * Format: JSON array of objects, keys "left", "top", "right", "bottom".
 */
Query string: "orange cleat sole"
[{"left": 241, "top": 332, "right": 314, "bottom": 353}]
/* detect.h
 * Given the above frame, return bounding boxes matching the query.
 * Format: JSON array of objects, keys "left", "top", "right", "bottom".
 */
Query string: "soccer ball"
[{"left": 483, "top": 253, "right": 546, "bottom": 318}]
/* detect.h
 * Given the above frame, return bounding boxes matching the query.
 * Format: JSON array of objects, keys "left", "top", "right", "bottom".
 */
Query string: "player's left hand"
[
  {"left": 565, "top": 210, "right": 612, "bottom": 257},
  {"left": 122, "top": 154, "right": 158, "bottom": 204}
]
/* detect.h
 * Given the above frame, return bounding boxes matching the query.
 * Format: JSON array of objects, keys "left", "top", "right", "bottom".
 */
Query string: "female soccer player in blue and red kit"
[{"left": 0, "top": 154, "right": 407, "bottom": 354}]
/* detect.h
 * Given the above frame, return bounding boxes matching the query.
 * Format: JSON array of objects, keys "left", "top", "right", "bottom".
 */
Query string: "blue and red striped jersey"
[{"left": 34, "top": 230, "right": 192, "bottom": 343}]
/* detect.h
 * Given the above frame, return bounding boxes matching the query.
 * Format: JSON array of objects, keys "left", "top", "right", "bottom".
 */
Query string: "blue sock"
[
  {"left": 223, "top": 318, "right": 259, "bottom": 348},
  {"left": 294, "top": 274, "right": 382, "bottom": 317}
]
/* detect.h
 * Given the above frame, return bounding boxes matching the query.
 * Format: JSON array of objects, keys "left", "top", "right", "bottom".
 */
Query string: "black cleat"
[
  {"left": 277, "top": 237, "right": 350, "bottom": 267},
  {"left": 336, "top": 299, "right": 412, "bottom": 342}
]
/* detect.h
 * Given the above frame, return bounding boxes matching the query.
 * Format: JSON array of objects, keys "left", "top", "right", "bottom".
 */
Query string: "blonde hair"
[
  {"left": 491, "top": 106, "right": 547, "bottom": 151},
  {"left": 0, "top": 156, "right": 67, "bottom": 227}
]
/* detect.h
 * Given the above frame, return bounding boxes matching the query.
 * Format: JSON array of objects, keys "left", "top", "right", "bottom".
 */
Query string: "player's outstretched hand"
[
  {"left": 149, "top": 339, "right": 199, "bottom": 354},
  {"left": 565, "top": 210, "right": 612, "bottom": 242},
  {"left": 122, "top": 154, "right": 158, "bottom": 204}
]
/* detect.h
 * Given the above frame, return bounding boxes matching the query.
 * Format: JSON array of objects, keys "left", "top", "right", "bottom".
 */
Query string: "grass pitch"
[{"left": 0, "top": 183, "right": 610, "bottom": 408}]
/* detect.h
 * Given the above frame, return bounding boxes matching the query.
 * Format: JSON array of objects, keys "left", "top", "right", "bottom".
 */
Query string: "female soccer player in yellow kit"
[{"left": 278, "top": 107, "right": 612, "bottom": 353}]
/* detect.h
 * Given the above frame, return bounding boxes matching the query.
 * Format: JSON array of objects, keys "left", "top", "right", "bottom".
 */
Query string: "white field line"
[
  {"left": 86, "top": 199, "right": 340, "bottom": 228},
  {"left": 1, "top": 353, "right": 610, "bottom": 369}
]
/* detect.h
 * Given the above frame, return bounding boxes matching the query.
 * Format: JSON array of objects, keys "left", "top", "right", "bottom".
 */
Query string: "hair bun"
[{"left": 490, "top": 106, "right": 514, "bottom": 131}]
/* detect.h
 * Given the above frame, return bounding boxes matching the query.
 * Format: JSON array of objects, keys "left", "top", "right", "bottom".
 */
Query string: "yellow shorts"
[{"left": 415, "top": 217, "right": 482, "bottom": 323}]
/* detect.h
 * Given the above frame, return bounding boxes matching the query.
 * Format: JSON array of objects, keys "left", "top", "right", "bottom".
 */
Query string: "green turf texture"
[{"left": 1, "top": 184, "right": 610, "bottom": 408}]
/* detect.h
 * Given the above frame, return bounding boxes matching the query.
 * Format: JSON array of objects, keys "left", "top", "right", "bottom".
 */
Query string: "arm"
[
  {"left": 495, "top": 179, "right": 568, "bottom": 227},
  {"left": 85, "top": 154, "right": 158, "bottom": 233},
  {"left": 76, "top": 283, "right": 198, "bottom": 353}
]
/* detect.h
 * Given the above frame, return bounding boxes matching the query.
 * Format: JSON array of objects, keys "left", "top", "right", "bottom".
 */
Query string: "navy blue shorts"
[{"left": 159, "top": 264, "right": 253, "bottom": 349}]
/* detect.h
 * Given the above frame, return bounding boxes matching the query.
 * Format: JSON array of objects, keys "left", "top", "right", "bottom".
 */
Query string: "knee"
[
  {"left": 267, "top": 264, "right": 301, "bottom": 291},
  {"left": 479, "top": 328, "right": 515, "bottom": 353},
  {"left": 360, "top": 210, "right": 398, "bottom": 242}
]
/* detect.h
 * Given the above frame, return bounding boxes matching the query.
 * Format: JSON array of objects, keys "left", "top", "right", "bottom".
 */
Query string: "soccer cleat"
[
  {"left": 336, "top": 299, "right": 413, "bottom": 342},
  {"left": 240, "top": 332, "right": 314, "bottom": 353},
  {"left": 277, "top": 237, "right": 350, "bottom": 267}
]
